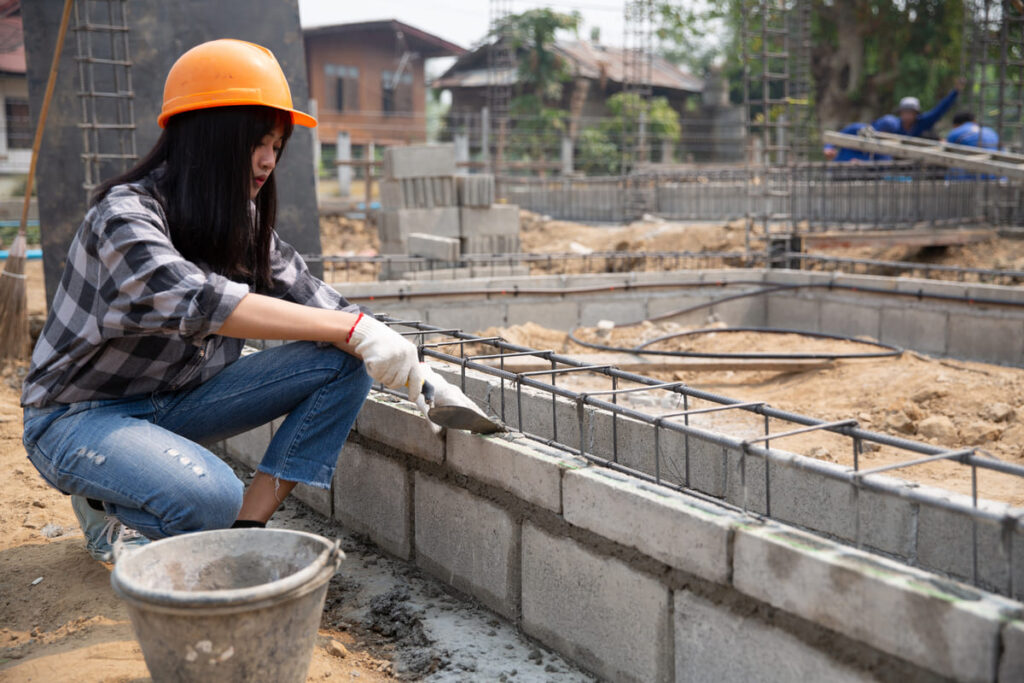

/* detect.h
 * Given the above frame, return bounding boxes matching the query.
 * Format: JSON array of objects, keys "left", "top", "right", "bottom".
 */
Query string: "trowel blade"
[{"left": 427, "top": 404, "right": 506, "bottom": 434}]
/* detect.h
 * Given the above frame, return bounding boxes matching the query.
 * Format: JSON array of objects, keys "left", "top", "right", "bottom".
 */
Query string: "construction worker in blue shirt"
[
  {"left": 947, "top": 111, "right": 999, "bottom": 149},
  {"left": 823, "top": 115, "right": 900, "bottom": 162},
  {"left": 946, "top": 111, "right": 999, "bottom": 180},
  {"left": 894, "top": 79, "right": 964, "bottom": 137}
]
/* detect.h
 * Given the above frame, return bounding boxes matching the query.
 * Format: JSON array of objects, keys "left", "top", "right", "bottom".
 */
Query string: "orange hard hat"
[{"left": 158, "top": 39, "right": 316, "bottom": 129}]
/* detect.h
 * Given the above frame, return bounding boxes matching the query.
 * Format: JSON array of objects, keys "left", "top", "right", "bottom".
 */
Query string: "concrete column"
[
  {"left": 638, "top": 110, "right": 648, "bottom": 163},
  {"left": 480, "top": 106, "right": 491, "bottom": 166},
  {"left": 661, "top": 139, "right": 673, "bottom": 164},
  {"left": 561, "top": 136, "right": 574, "bottom": 176},
  {"left": 336, "top": 131, "right": 352, "bottom": 197},
  {"left": 454, "top": 132, "right": 469, "bottom": 170},
  {"left": 309, "top": 99, "right": 320, "bottom": 197}
]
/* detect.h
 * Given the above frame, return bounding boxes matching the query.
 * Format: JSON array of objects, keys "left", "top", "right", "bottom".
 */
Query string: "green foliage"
[
  {"left": 604, "top": 93, "right": 682, "bottom": 143},
  {"left": 507, "top": 95, "right": 566, "bottom": 164},
  {"left": 495, "top": 8, "right": 581, "bottom": 104},
  {"left": 576, "top": 127, "right": 619, "bottom": 175}
]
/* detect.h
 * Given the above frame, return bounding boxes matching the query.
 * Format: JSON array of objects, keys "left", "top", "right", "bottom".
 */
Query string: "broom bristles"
[{"left": 0, "top": 231, "right": 29, "bottom": 360}]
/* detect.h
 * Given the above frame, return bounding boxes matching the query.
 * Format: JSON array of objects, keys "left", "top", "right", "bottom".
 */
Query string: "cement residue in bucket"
[{"left": 134, "top": 546, "right": 320, "bottom": 592}]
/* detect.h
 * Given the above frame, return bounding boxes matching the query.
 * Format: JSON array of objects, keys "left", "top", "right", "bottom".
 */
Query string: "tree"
[
  {"left": 654, "top": 1, "right": 967, "bottom": 131},
  {"left": 493, "top": 9, "right": 581, "bottom": 170},
  {"left": 495, "top": 8, "right": 581, "bottom": 104}
]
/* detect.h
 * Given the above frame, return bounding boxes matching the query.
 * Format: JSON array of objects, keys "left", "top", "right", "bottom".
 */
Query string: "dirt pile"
[{"left": 519, "top": 210, "right": 757, "bottom": 255}]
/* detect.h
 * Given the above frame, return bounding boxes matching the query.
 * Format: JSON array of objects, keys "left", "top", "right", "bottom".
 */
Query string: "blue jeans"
[{"left": 22, "top": 341, "right": 372, "bottom": 539}]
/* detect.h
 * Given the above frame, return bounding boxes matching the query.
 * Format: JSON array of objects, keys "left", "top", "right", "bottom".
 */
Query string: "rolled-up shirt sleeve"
[
  {"left": 265, "top": 231, "right": 353, "bottom": 311},
  {"left": 95, "top": 212, "right": 250, "bottom": 342}
]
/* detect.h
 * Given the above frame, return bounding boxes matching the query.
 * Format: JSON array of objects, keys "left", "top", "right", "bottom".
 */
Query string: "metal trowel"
[{"left": 421, "top": 380, "right": 506, "bottom": 434}]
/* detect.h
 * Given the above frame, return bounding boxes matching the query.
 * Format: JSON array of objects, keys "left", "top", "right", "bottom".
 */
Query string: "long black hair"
[{"left": 93, "top": 105, "right": 294, "bottom": 289}]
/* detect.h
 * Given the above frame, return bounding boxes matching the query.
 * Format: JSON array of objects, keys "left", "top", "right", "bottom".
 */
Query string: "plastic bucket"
[{"left": 111, "top": 528, "right": 344, "bottom": 683}]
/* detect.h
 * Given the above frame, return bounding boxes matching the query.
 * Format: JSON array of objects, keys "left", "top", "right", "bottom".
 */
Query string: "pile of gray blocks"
[{"left": 378, "top": 144, "right": 520, "bottom": 272}]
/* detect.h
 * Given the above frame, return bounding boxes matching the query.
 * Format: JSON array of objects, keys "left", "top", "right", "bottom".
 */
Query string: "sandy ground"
[
  {"left": 475, "top": 322, "right": 1024, "bottom": 508},
  {"left": 0, "top": 365, "right": 589, "bottom": 682}
]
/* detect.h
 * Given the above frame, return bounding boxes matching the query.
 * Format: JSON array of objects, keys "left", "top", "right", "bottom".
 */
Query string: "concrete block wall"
[
  {"left": 222, "top": 390, "right": 1024, "bottom": 682},
  {"left": 435, "top": 363, "right": 1024, "bottom": 600}
]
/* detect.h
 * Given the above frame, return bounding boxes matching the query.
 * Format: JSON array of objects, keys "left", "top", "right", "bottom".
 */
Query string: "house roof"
[
  {"left": 303, "top": 20, "right": 466, "bottom": 59},
  {"left": 0, "top": 10, "right": 25, "bottom": 76},
  {"left": 433, "top": 38, "right": 703, "bottom": 94}
]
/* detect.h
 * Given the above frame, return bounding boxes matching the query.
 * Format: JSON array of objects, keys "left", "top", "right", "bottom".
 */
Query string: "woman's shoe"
[{"left": 70, "top": 495, "right": 150, "bottom": 562}]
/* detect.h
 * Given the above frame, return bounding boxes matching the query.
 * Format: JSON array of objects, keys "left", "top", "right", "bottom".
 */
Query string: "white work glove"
[
  {"left": 414, "top": 365, "right": 478, "bottom": 434},
  {"left": 349, "top": 314, "right": 425, "bottom": 402}
]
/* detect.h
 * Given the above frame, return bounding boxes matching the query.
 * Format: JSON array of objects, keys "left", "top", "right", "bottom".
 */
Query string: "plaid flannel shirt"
[{"left": 21, "top": 169, "right": 351, "bottom": 407}]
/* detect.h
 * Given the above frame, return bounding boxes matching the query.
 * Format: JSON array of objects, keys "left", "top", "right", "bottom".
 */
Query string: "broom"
[{"left": 0, "top": 0, "right": 73, "bottom": 360}]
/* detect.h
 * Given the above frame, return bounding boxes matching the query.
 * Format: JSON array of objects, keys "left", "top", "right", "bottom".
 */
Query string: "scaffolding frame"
[
  {"left": 73, "top": 0, "right": 137, "bottom": 202},
  {"left": 741, "top": 0, "right": 814, "bottom": 256}
]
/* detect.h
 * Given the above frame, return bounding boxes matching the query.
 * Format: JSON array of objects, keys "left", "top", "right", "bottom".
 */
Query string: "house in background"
[
  {"left": 303, "top": 19, "right": 465, "bottom": 167},
  {"left": 0, "top": 2, "right": 32, "bottom": 187},
  {"left": 434, "top": 38, "right": 704, "bottom": 130}
]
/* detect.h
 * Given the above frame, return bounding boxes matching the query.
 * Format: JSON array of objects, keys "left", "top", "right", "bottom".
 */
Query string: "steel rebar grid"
[
  {"left": 368, "top": 316, "right": 1024, "bottom": 596},
  {"left": 73, "top": 0, "right": 137, "bottom": 201}
]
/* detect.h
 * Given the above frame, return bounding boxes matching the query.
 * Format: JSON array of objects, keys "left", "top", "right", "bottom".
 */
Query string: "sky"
[{"left": 296, "top": 0, "right": 630, "bottom": 55}]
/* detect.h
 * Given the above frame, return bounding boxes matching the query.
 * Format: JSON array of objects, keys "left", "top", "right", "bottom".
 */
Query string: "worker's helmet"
[
  {"left": 158, "top": 39, "right": 316, "bottom": 129},
  {"left": 897, "top": 96, "right": 921, "bottom": 113}
]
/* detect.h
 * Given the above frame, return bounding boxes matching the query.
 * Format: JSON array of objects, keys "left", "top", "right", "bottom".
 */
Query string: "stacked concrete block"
[
  {"left": 455, "top": 174, "right": 495, "bottom": 207},
  {"left": 378, "top": 207, "right": 460, "bottom": 244},
  {"left": 379, "top": 177, "right": 456, "bottom": 210},
  {"left": 375, "top": 144, "right": 520, "bottom": 271},
  {"left": 383, "top": 144, "right": 457, "bottom": 179},
  {"left": 459, "top": 203, "right": 520, "bottom": 255},
  {"left": 407, "top": 232, "right": 460, "bottom": 262}
]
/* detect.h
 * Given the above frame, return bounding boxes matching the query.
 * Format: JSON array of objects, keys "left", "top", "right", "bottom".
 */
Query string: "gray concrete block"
[
  {"left": 506, "top": 300, "right": 579, "bottom": 329},
  {"left": 380, "top": 207, "right": 460, "bottom": 243},
  {"left": 425, "top": 302, "right": 505, "bottom": 333},
  {"left": 460, "top": 234, "right": 521, "bottom": 255},
  {"left": 447, "top": 430, "right": 571, "bottom": 512},
  {"left": 379, "top": 179, "right": 405, "bottom": 210},
  {"left": 579, "top": 299, "right": 647, "bottom": 326},
  {"left": 710, "top": 295, "right": 767, "bottom": 327},
  {"left": 413, "top": 472, "right": 519, "bottom": 618},
  {"left": 563, "top": 466, "right": 735, "bottom": 582},
  {"left": 733, "top": 522, "right": 1006, "bottom": 682},
  {"left": 916, "top": 501, "right": 1012, "bottom": 594},
  {"left": 723, "top": 445, "right": 767, "bottom": 515},
  {"left": 456, "top": 174, "right": 496, "bottom": 207},
  {"left": 224, "top": 423, "right": 272, "bottom": 470},
  {"left": 383, "top": 144, "right": 456, "bottom": 179},
  {"left": 947, "top": 314, "right": 1024, "bottom": 365},
  {"left": 766, "top": 294, "right": 820, "bottom": 332},
  {"left": 459, "top": 204, "right": 519, "bottom": 236},
  {"left": 355, "top": 395, "right": 445, "bottom": 463},
  {"left": 687, "top": 434, "right": 728, "bottom": 498},
  {"left": 333, "top": 442, "right": 410, "bottom": 559},
  {"left": 674, "top": 590, "right": 874, "bottom": 683},
  {"left": 292, "top": 482, "right": 332, "bottom": 518},
  {"left": 820, "top": 301, "right": 881, "bottom": 340},
  {"left": 646, "top": 293, "right": 713, "bottom": 324},
  {"left": 768, "top": 459, "right": 858, "bottom": 541},
  {"left": 999, "top": 619, "right": 1024, "bottom": 682},
  {"left": 521, "top": 523, "right": 672, "bottom": 683},
  {"left": 407, "top": 232, "right": 460, "bottom": 261},
  {"left": 856, "top": 488, "right": 916, "bottom": 557},
  {"left": 587, "top": 411, "right": 659, "bottom": 479},
  {"left": 879, "top": 307, "right": 948, "bottom": 356}
]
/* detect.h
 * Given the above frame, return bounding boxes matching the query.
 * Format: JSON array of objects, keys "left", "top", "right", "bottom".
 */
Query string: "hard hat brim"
[{"left": 158, "top": 101, "right": 318, "bottom": 129}]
